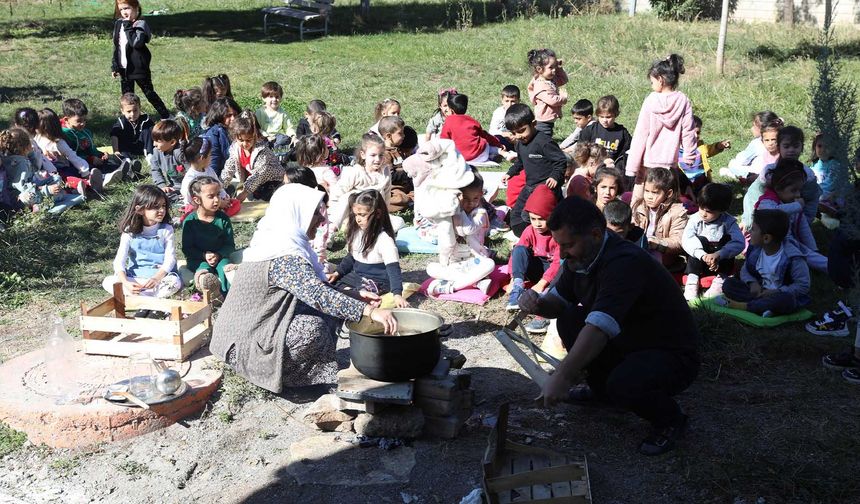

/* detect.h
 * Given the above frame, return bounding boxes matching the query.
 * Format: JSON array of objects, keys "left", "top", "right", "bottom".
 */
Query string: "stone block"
[
  {"left": 423, "top": 412, "right": 469, "bottom": 439},
  {"left": 303, "top": 394, "right": 356, "bottom": 432},
  {"left": 353, "top": 405, "right": 424, "bottom": 438}
]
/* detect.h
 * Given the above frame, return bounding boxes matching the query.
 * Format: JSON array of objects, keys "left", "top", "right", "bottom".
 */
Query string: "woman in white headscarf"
[{"left": 210, "top": 183, "right": 397, "bottom": 393}]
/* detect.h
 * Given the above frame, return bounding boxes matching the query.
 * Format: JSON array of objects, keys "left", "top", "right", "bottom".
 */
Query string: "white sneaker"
[
  {"left": 703, "top": 276, "right": 725, "bottom": 298},
  {"left": 103, "top": 169, "right": 124, "bottom": 187},
  {"left": 718, "top": 167, "right": 737, "bottom": 180},
  {"left": 88, "top": 168, "right": 104, "bottom": 194},
  {"left": 475, "top": 278, "right": 492, "bottom": 294},
  {"left": 427, "top": 279, "right": 454, "bottom": 297},
  {"left": 683, "top": 275, "right": 699, "bottom": 301}
]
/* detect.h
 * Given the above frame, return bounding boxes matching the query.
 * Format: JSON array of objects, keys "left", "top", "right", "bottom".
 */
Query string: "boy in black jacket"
[
  {"left": 502, "top": 104, "right": 567, "bottom": 236},
  {"left": 578, "top": 95, "right": 632, "bottom": 176},
  {"left": 111, "top": 1, "right": 170, "bottom": 119},
  {"left": 110, "top": 93, "right": 153, "bottom": 180}
]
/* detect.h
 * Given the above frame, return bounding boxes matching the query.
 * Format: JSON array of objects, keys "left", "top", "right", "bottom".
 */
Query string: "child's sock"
[
  {"left": 683, "top": 274, "right": 699, "bottom": 301},
  {"left": 703, "top": 275, "right": 726, "bottom": 298}
]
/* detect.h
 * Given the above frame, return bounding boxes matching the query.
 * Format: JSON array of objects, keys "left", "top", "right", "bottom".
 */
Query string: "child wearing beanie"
[{"left": 506, "top": 184, "right": 561, "bottom": 334}]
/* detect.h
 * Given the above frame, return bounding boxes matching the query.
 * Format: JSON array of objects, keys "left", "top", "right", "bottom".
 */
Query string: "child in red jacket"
[{"left": 440, "top": 93, "right": 513, "bottom": 164}]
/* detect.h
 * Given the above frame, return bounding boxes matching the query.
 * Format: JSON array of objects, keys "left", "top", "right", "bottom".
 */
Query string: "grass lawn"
[{"left": 1, "top": 1, "right": 860, "bottom": 502}]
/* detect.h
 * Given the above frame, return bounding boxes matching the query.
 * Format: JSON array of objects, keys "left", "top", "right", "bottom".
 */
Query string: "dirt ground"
[{"left": 1, "top": 257, "right": 858, "bottom": 504}]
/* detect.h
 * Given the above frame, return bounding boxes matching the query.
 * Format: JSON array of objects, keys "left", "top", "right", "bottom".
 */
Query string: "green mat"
[{"left": 693, "top": 298, "right": 814, "bottom": 328}]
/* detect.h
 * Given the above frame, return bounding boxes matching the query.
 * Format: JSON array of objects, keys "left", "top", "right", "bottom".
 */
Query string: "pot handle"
[{"left": 438, "top": 323, "right": 453, "bottom": 338}]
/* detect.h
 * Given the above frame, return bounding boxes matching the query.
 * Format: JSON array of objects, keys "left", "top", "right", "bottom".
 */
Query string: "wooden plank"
[
  {"left": 486, "top": 464, "right": 586, "bottom": 494},
  {"left": 511, "top": 456, "right": 532, "bottom": 502},
  {"left": 112, "top": 283, "right": 126, "bottom": 318},
  {"left": 82, "top": 297, "right": 115, "bottom": 317},
  {"left": 80, "top": 315, "right": 177, "bottom": 339},
  {"left": 82, "top": 339, "right": 182, "bottom": 361},
  {"left": 494, "top": 329, "right": 550, "bottom": 387},
  {"left": 530, "top": 456, "right": 553, "bottom": 500},
  {"left": 84, "top": 330, "right": 117, "bottom": 341},
  {"left": 179, "top": 325, "right": 210, "bottom": 361},
  {"left": 124, "top": 296, "right": 206, "bottom": 313},
  {"left": 179, "top": 305, "right": 211, "bottom": 333},
  {"left": 549, "top": 455, "right": 572, "bottom": 497},
  {"left": 497, "top": 454, "right": 513, "bottom": 504}
]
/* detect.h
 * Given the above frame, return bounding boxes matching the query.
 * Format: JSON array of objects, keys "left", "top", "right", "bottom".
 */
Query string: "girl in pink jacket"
[
  {"left": 626, "top": 54, "right": 697, "bottom": 190},
  {"left": 526, "top": 48, "right": 568, "bottom": 139}
]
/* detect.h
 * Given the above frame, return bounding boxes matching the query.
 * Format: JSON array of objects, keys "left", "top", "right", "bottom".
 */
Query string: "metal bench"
[{"left": 262, "top": 0, "right": 334, "bottom": 40}]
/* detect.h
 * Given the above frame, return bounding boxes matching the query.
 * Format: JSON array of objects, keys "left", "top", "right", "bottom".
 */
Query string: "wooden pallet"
[
  {"left": 483, "top": 403, "right": 591, "bottom": 504},
  {"left": 79, "top": 284, "right": 211, "bottom": 362}
]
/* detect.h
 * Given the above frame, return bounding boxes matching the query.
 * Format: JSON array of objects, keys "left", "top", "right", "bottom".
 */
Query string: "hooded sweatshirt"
[
  {"left": 626, "top": 91, "right": 697, "bottom": 179},
  {"left": 527, "top": 67, "right": 569, "bottom": 122}
]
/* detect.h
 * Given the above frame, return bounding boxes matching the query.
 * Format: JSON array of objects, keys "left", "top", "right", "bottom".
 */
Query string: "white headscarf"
[{"left": 242, "top": 183, "right": 327, "bottom": 280}]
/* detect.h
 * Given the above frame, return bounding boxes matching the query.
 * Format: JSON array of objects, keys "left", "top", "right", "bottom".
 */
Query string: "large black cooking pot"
[{"left": 345, "top": 308, "right": 450, "bottom": 382}]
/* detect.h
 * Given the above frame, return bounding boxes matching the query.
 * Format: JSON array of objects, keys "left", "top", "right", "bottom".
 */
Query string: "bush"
[{"left": 650, "top": 0, "right": 736, "bottom": 21}]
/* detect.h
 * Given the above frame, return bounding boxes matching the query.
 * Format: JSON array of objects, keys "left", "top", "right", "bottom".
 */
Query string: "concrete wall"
[{"left": 617, "top": 0, "right": 860, "bottom": 25}]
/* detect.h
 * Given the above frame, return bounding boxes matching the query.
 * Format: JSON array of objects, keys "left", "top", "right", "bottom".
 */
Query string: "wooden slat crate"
[
  {"left": 483, "top": 403, "right": 591, "bottom": 504},
  {"left": 79, "top": 283, "right": 211, "bottom": 362}
]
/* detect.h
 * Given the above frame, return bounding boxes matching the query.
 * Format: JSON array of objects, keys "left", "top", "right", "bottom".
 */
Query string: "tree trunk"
[{"left": 783, "top": 0, "right": 793, "bottom": 25}]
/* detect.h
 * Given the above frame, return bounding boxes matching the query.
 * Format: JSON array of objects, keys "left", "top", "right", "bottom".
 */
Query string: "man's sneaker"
[
  {"left": 507, "top": 285, "right": 523, "bottom": 312},
  {"left": 702, "top": 276, "right": 725, "bottom": 298},
  {"left": 427, "top": 279, "right": 454, "bottom": 297},
  {"left": 822, "top": 349, "right": 860, "bottom": 370},
  {"left": 639, "top": 414, "right": 688, "bottom": 456},
  {"left": 683, "top": 275, "right": 699, "bottom": 302},
  {"left": 525, "top": 317, "right": 550, "bottom": 334},
  {"left": 88, "top": 169, "right": 104, "bottom": 194},
  {"left": 806, "top": 301, "right": 853, "bottom": 337},
  {"left": 103, "top": 168, "right": 124, "bottom": 187},
  {"left": 842, "top": 368, "right": 860, "bottom": 385}
]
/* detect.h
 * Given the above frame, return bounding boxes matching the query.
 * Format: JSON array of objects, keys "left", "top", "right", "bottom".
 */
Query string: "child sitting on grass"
[
  {"left": 717, "top": 209, "right": 809, "bottom": 317},
  {"left": 179, "top": 137, "right": 240, "bottom": 217},
  {"left": 681, "top": 183, "right": 744, "bottom": 300},
  {"left": 149, "top": 118, "right": 187, "bottom": 203},
  {"left": 110, "top": 93, "right": 152, "bottom": 180},
  {"left": 378, "top": 115, "right": 412, "bottom": 211},
  {"left": 0, "top": 127, "right": 83, "bottom": 214},
  {"left": 173, "top": 88, "right": 207, "bottom": 138},
  {"left": 295, "top": 99, "right": 341, "bottom": 143},
  {"left": 327, "top": 189, "right": 408, "bottom": 308},
  {"left": 104, "top": 184, "right": 182, "bottom": 298},
  {"left": 11, "top": 107, "right": 56, "bottom": 175},
  {"left": 440, "top": 93, "right": 509, "bottom": 164},
  {"left": 565, "top": 142, "right": 610, "bottom": 201},
  {"left": 295, "top": 134, "right": 335, "bottom": 190},
  {"left": 203, "top": 96, "right": 240, "bottom": 176},
  {"left": 220, "top": 111, "right": 285, "bottom": 202},
  {"left": 328, "top": 134, "right": 391, "bottom": 240},
  {"left": 255, "top": 81, "right": 295, "bottom": 149},
  {"left": 35, "top": 108, "right": 104, "bottom": 196},
  {"left": 202, "top": 74, "right": 232, "bottom": 112},
  {"left": 632, "top": 166, "right": 688, "bottom": 271},
  {"left": 502, "top": 104, "right": 566, "bottom": 236},
  {"left": 559, "top": 99, "right": 594, "bottom": 151},
  {"left": 594, "top": 165, "right": 623, "bottom": 211},
  {"left": 181, "top": 176, "right": 236, "bottom": 298},
  {"left": 506, "top": 184, "right": 561, "bottom": 334},
  {"left": 678, "top": 115, "right": 730, "bottom": 192},
  {"left": 369, "top": 98, "right": 401, "bottom": 136},
  {"left": 61, "top": 98, "right": 124, "bottom": 183},
  {"left": 721, "top": 111, "right": 781, "bottom": 181},
  {"left": 310, "top": 111, "right": 348, "bottom": 167},
  {"left": 488, "top": 85, "right": 520, "bottom": 149},
  {"left": 604, "top": 199, "right": 647, "bottom": 248},
  {"left": 426, "top": 168, "right": 495, "bottom": 296},
  {"left": 753, "top": 158, "right": 827, "bottom": 272}
]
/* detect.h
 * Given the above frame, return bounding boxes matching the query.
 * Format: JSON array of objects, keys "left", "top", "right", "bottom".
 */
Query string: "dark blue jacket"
[{"left": 205, "top": 123, "right": 231, "bottom": 176}]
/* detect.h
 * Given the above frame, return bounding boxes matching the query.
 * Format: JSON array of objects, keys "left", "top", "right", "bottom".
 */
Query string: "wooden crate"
[
  {"left": 483, "top": 403, "right": 591, "bottom": 504},
  {"left": 79, "top": 284, "right": 211, "bottom": 362}
]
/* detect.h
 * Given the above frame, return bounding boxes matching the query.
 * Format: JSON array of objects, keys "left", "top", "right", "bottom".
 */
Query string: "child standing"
[
  {"left": 631, "top": 166, "right": 689, "bottom": 271},
  {"left": 149, "top": 119, "right": 186, "bottom": 202},
  {"left": 327, "top": 190, "right": 408, "bottom": 308},
  {"left": 220, "top": 111, "right": 285, "bottom": 202},
  {"left": 681, "top": 183, "right": 744, "bottom": 300},
  {"left": 501, "top": 104, "right": 567, "bottom": 236},
  {"left": 425, "top": 88, "right": 455, "bottom": 142},
  {"left": 488, "top": 85, "right": 521, "bottom": 149},
  {"left": 604, "top": 199, "right": 647, "bottom": 249},
  {"left": 439, "top": 93, "right": 506, "bottom": 164},
  {"left": 328, "top": 134, "right": 392, "bottom": 237},
  {"left": 173, "top": 88, "right": 207, "bottom": 138},
  {"left": 559, "top": 99, "right": 595, "bottom": 151},
  {"left": 110, "top": 93, "right": 153, "bottom": 180},
  {"left": 0, "top": 128, "right": 84, "bottom": 214},
  {"left": 506, "top": 185, "right": 561, "bottom": 333},
  {"left": 578, "top": 96, "right": 632, "bottom": 174},
  {"left": 103, "top": 184, "right": 182, "bottom": 297},
  {"left": 181, "top": 176, "right": 236, "bottom": 297},
  {"left": 526, "top": 48, "right": 568, "bottom": 138},
  {"left": 255, "top": 81, "right": 295, "bottom": 149},
  {"left": 719, "top": 209, "right": 809, "bottom": 316},
  {"left": 204, "top": 97, "right": 241, "bottom": 176},
  {"left": 35, "top": 108, "right": 104, "bottom": 195},
  {"left": 754, "top": 159, "right": 827, "bottom": 272},
  {"left": 626, "top": 55, "right": 697, "bottom": 192},
  {"left": 111, "top": 0, "right": 170, "bottom": 119}
]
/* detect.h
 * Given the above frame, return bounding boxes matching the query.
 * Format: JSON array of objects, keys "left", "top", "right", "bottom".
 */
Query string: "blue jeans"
[
  {"left": 722, "top": 277, "right": 798, "bottom": 315},
  {"left": 511, "top": 245, "right": 550, "bottom": 283}
]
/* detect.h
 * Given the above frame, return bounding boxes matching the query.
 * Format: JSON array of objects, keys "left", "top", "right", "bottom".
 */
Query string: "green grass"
[
  {"left": 0, "top": 422, "right": 27, "bottom": 457},
  {"left": 1, "top": 2, "right": 860, "bottom": 501}
]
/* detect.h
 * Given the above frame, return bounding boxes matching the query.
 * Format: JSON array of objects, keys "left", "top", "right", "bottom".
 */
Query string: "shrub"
[{"left": 650, "top": 0, "right": 737, "bottom": 21}]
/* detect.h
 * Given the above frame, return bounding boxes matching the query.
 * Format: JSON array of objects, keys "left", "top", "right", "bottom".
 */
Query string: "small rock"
[
  {"left": 401, "top": 492, "right": 419, "bottom": 503},
  {"left": 303, "top": 394, "right": 357, "bottom": 432},
  {"left": 354, "top": 406, "right": 424, "bottom": 438}
]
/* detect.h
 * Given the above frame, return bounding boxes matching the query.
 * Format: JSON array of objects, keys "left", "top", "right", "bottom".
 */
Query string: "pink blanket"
[{"left": 420, "top": 265, "right": 511, "bottom": 305}]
